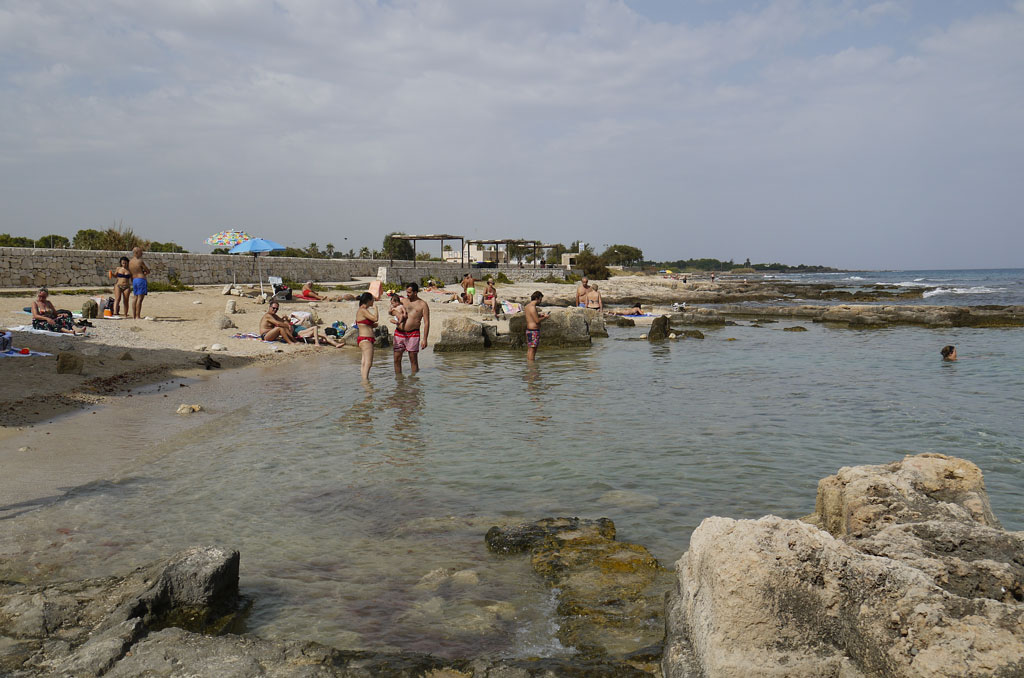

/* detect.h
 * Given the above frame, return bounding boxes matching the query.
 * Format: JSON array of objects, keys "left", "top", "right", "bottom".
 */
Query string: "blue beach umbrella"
[{"left": 228, "top": 238, "right": 286, "bottom": 295}]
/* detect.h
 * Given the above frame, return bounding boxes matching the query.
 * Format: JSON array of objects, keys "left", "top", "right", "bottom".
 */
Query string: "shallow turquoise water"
[{"left": 2, "top": 320, "right": 1022, "bottom": 657}]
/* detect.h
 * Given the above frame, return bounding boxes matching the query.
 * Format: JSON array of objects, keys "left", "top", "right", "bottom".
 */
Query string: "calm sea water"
[{"left": 2, "top": 269, "right": 1023, "bottom": 659}]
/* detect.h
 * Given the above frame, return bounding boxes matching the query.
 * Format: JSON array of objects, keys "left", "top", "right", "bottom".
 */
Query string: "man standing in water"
[
  {"left": 524, "top": 290, "right": 550, "bottom": 361},
  {"left": 575, "top": 276, "right": 590, "bottom": 307},
  {"left": 395, "top": 282, "right": 429, "bottom": 374},
  {"left": 128, "top": 246, "right": 150, "bottom": 319}
]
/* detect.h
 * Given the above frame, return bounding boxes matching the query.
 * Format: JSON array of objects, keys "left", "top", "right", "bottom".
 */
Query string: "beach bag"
[
  {"left": 82, "top": 299, "right": 99, "bottom": 318},
  {"left": 0, "top": 332, "right": 11, "bottom": 352}
]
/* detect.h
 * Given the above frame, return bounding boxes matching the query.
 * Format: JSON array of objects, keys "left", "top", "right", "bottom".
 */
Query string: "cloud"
[{"left": 0, "top": 0, "right": 1021, "bottom": 268}]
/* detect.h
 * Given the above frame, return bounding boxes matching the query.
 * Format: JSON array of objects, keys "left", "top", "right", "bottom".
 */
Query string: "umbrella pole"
[{"left": 258, "top": 254, "right": 265, "bottom": 296}]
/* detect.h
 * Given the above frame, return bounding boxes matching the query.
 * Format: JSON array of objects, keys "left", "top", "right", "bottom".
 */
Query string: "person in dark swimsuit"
[
  {"left": 31, "top": 288, "right": 85, "bottom": 335},
  {"left": 356, "top": 292, "right": 378, "bottom": 381},
  {"left": 259, "top": 302, "right": 297, "bottom": 343},
  {"left": 112, "top": 256, "right": 131, "bottom": 316}
]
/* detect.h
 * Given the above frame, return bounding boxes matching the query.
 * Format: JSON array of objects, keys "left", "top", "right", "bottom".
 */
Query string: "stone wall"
[{"left": 0, "top": 247, "right": 573, "bottom": 288}]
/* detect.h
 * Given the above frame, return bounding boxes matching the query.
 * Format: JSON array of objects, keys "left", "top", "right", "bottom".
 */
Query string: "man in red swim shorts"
[{"left": 394, "top": 282, "right": 430, "bottom": 375}]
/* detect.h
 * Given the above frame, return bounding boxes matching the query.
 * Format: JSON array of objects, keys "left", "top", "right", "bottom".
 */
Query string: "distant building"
[
  {"left": 561, "top": 252, "right": 579, "bottom": 269},
  {"left": 442, "top": 243, "right": 509, "bottom": 264}
]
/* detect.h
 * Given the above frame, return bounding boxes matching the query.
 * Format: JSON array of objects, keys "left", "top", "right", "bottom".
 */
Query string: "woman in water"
[
  {"left": 112, "top": 256, "right": 131, "bottom": 316},
  {"left": 355, "top": 292, "right": 378, "bottom": 380},
  {"left": 940, "top": 345, "right": 957, "bottom": 361}
]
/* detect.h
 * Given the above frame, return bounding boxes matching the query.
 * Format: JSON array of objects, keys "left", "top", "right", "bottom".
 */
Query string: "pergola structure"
[
  {"left": 388, "top": 234, "right": 465, "bottom": 265},
  {"left": 465, "top": 239, "right": 544, "bottom": 267}
]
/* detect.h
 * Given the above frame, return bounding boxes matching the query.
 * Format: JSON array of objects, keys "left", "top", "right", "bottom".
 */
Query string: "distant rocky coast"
[{"left": 2, "top": 454, "right": 1021, "bottom": 677}]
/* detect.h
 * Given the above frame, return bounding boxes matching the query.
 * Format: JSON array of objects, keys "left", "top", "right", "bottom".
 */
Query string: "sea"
[{"left": 1, "top": 268, "right": 1022, "bottom": 659}]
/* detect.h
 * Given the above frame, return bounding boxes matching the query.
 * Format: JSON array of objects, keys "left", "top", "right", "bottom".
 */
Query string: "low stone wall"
[{"left": 0, "top": 247, "right": 574, "bottom": 288}]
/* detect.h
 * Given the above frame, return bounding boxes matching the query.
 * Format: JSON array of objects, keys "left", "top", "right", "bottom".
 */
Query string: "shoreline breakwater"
[{"left": 3, "top": 454, "right": 1020, "bottom": 677}]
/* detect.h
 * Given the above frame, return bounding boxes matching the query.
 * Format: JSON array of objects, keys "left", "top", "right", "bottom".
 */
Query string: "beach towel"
[
  {"left": 1, "top": 348, "right": 53, "bottom": 357},
  {"left": 231, "top": 333, "right": 278, "bottom": 343},
  {"left": 501, "top": 301, "right": 523, "bottom": 315},
  {"left": 7, "top": 325, "right": 78, "bottom": 337},
  {"left": 623, "top": 313, "right": 656, "bottom": 318}
]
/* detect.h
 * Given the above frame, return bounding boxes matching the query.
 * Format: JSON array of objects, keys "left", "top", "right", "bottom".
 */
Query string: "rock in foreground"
[{"left": 664, "top": 453, "right": 1024, "bottom": 678}]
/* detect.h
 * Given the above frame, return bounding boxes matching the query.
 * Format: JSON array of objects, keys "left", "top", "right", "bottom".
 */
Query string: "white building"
[{"left": 442, "top": 243, "right": 509, "bottom": 264}]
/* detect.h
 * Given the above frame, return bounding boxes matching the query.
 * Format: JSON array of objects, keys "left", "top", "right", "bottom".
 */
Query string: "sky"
[{"left": 1, "top": 0, "right": 1022, "bottom": 269}]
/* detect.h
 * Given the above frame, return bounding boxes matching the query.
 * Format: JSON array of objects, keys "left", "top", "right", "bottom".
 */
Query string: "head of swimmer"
[{"left": 940, "top": 345, "right": 957, "bottom": 361}]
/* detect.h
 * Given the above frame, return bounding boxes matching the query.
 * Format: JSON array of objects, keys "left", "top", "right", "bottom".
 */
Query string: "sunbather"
[
  {"left": 259, "top": 302, "right": 298, "bottom": 343},
  {"left": 608, "top": 303, "right": 644, "bottom": 316},
  {"left": 298, "top": 281, "right": 341, "bottom": 302},
  {"left": 31, "top": 288, "right": 85, "bottom": 335}
]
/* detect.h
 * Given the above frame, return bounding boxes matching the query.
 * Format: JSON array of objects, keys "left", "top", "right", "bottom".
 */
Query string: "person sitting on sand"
[
  {"left": 31, "top": 288, "right": 86, "bottom": 335},
  {"left": 259, "top": 301, "right": 298, "bottom": 343},
  {"left": 111, "top": 256, "right": 131, "bottom": 316},
  {"left": 940, "top": 345, "right": 957, "bottom": 361},
  {"left": 608, "top": 303, "right": 643, "bottom": 316},
  {"left": 290, "top": 320, "right": 345, "bottom": 347},
  {"left": 585, "top": 283, "right": 603, "bottom": 311},
  {"left": 483, "top": 279, "right": 499, "bottom": 318},
  {"left": 298, "top": 282, "right": 341, "bottom": 302}
]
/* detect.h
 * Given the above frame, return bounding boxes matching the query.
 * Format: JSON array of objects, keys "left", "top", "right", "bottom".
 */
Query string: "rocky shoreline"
[{"left": 3, "top": 454, "right": 1021, "bottom": 677}]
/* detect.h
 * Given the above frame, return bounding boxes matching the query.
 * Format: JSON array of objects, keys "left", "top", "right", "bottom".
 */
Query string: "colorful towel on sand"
[
  {"left": 7, "top": 325, "right": 78, "bottom": 337},
  {"left": 1, "top": 348, "right": 53, "bottom": 357},
  {"left": 501, "top": 302, "right": 523, "bottom": 314},
  {"left": 622, "top": 313, "right": 656, "bottom": 318},
  {"left": 231, "top": 333, "right": 277, "bottom": 343}
]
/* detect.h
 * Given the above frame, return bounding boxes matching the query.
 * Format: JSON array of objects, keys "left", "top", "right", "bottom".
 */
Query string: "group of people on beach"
[{"left": 110, "top": 247, "right": 150, "bottom": 319}]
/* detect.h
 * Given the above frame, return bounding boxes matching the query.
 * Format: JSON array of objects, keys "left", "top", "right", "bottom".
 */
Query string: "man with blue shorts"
[{"left": 129, "top": 246, "right": 150, "bottom": 319}]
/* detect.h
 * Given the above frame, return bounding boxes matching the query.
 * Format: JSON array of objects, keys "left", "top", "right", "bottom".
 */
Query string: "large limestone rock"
[
  {"left": 664, "top": 454, "right": 1024, "bottom": 678},
  {"left": 211, "top": 314, "right": 235, "bottom": 330},
  {"left": 507, "top": 309, "right": 592, "bottom": 349},
  {"left": 582, "top": 308, "right": 609, "bottom": 337},
  {"left": 433, "top": 315, "right": 487, "bottom": 352}
]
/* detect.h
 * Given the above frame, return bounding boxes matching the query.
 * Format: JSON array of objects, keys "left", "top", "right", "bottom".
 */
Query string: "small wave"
[
  {"left": 894, "top": 281, "right": 932, "bottom": 288},
  {"left": 922, "top": 286, "right": 1002, "bottom": 298},
  {"left": 914, "top": 278, "right": 924, "bottom": 282},
  {"left": 846, "top": 276, "right": 865, "bottom": 281}
]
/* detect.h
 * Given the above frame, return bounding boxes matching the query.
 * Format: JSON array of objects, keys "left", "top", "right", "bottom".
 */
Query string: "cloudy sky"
[{"left": 1, "top": 0, "right": 1022, "bottom": 269}]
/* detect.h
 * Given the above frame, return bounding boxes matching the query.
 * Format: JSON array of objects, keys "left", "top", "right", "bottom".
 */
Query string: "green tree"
[
  {"left": 149, "top": 241, "right": 187, "bottom": 253},
  {"left": 545, "top": 243, "right": 568, "bottom": 265},
  {"left": 305, "top": 242, "right": 322, "bottom": 258},
  {"left": 600, "top": 244, "right": 643, "bottom": 266},
  {"left": 211, "top": 247, "right": 230, "bottom": 254},
  {"left": 72, "top": 228, "right": 105, "bottom": 249},
  {"left": 0, "top": 234, "right": 37, "bottom": 247},
  {"left": 35, "top": 234, "right": 71, "bottom": 248},
  {"left": 358, "top": 246, "right": 371, "bottom": 258},
  {"left": 575, "top": 250, "right": 610, "bottom": 280},
  {"left": 506, "top": 242, "right": 528, "bottom": 264},
  {"left": 382, "top": 232, "right": 415, "bottom": 260},
  {"left": 325, "top": 243, "right": 335, "bottom": 258}
]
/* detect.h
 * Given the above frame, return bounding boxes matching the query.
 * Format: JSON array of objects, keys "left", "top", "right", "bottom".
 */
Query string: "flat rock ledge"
[
  {"left": 486, "top": 517, "right": 671, "bottom": 672},
  {"left": 663, "top": 453, "right": 1024, "bottom": 678}
]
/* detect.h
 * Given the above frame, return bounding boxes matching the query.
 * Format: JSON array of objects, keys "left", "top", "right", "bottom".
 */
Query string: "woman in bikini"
[
  {"left": 483, "top": 279, "right": 499, "bottom": 318},
  {"left": 112, "top": 256, "right": 131, "bottom": 316},
  {"left": 356, "top": 292, "right": 378, "bottom": 381},
  {"left": 31, "top": 288, "right": 85, "bottom": 335}
]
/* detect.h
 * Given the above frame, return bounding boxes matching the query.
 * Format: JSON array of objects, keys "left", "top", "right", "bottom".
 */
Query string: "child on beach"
[{"left": 388, "top": 293, "right": 407, "bottom": 332}]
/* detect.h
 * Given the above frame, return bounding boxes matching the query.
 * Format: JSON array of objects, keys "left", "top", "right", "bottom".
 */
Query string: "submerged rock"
[
  {"left": 663, "top": 453, "right": 1024, "bottom": 678},
  {"left": 487, "top": 517, "right": 669, "bottom": 663}
]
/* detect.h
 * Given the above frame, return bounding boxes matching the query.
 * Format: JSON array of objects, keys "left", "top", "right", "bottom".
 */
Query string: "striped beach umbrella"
[{"left": 205, "top": 229, "right": 253, "bottom": 247}]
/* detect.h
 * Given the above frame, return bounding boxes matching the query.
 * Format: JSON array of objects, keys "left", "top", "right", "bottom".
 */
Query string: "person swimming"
[{"left": 940, "top": 345, "right": 957, "bottom": 361}]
